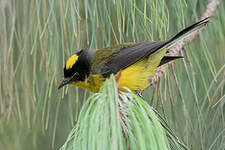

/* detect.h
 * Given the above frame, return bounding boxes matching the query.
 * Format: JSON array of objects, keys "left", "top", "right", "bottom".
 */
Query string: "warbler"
[{"left": 58, "top": 17, "right": 209, "bottom": 93}]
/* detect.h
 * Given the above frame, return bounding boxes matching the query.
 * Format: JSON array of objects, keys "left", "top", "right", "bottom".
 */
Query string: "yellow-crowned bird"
[{"left": 58, "top": 18, "right": 209, "bottom": 93}]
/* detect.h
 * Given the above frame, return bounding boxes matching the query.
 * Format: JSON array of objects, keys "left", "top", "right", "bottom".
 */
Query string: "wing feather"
[{"left": 91, "top": 42, "right": 166, "bottom": 77}]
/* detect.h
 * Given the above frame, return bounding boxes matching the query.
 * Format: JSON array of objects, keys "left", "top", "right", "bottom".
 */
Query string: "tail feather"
[
  {"left": 156, "top": 18, "right": 209, "bottom": 67},
  {"left": 162, "top": 17, "right": 210, "bottom": 50}
]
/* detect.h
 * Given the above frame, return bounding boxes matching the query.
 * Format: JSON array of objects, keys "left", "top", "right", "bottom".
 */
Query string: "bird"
[{"left": 58, "top": 17, "right": 209, "bottom": 93}]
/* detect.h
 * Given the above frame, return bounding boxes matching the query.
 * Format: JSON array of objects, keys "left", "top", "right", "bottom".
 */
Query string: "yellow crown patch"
[{"left": 66, "top": 54, "right": 79, "bottom": 69}]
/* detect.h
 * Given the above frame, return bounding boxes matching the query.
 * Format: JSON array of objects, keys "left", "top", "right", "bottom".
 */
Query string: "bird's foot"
[{"left": 136, "top": 89, "right": 143, "bottom": 98}]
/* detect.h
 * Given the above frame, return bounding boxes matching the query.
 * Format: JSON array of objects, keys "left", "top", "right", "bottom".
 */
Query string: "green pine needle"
[{"left": 60, "top": 76, "right": 187, "bottom": 150}]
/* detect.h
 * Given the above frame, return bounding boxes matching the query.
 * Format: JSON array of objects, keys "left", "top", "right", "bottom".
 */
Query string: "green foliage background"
[{"left": 0, "top": 0, "right": 225, "bottom": 149}]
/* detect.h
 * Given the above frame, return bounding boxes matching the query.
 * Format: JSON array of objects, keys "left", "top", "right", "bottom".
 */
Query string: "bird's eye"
[
  {"left": 67, "top": 72, "right": 79, "bottom": 82},
  {"left": 72, "top": 72, "right": 79, "bottom": 78}
]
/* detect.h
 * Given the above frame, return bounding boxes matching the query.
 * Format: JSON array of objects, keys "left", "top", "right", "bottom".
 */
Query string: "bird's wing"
[{"left": 91, "top": 41, "right": 166, "bottom": 77}]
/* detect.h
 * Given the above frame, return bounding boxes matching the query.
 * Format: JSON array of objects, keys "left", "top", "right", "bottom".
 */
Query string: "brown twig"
[{"left": 151, "top": 0, "right": 220, "bottom": 85}]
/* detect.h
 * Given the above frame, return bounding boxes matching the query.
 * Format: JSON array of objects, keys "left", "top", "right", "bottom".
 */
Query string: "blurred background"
[{"left": 0, "top": 0, "right": 224, "bottom": 149}]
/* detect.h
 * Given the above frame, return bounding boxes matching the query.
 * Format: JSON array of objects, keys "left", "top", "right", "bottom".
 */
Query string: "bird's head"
[{"left": 58, "top": 50, "right": 91, "bottom": 89}]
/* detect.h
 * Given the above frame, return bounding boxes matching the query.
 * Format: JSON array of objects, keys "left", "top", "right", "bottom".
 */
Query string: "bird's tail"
[{"left": 163, "top": 17, "right": 210, "bottom": 49}]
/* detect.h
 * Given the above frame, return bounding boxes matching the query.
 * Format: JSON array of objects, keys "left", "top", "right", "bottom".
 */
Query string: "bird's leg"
[
  {"left": 115, "top": 70, "right": 122, "bottom": 85},
  {"left": 136, "top": 89, "right": 143, "bottom": 98},
  {"left": 115, "top": 70, "right": 123, "bottom": 94}
]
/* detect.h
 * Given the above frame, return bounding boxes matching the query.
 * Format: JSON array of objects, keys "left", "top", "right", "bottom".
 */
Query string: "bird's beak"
[{"left": 58, "top": 79, "right": 70, "bottom": 89}]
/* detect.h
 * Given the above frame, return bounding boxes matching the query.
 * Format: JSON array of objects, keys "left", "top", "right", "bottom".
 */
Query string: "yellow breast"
[{"left": 72, "top": 74, "right": 105, "bottom": 93}]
